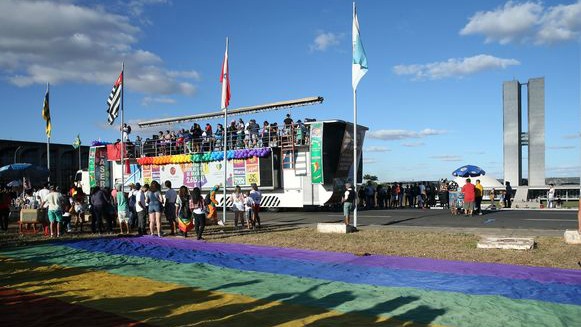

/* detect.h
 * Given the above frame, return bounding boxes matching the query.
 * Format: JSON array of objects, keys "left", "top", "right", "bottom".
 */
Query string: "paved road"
[{"left": 253, "top": 207, "right": 579, "bottom": 236}]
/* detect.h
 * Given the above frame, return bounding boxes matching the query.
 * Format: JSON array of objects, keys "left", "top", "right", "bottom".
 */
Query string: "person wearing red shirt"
[{"left": 461, "top": 178, "right": 476, "bottom": 217}]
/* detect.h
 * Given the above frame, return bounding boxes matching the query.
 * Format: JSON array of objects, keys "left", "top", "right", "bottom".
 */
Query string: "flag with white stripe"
[
  {"left": 107, "top": 71, "right": 123, "bottom": 125},
  {"left": 220, "top": 38, "right": 230, "bottom": 110},
  {"left": 352, "top": 3, "right": 368, "bottom": 90}
]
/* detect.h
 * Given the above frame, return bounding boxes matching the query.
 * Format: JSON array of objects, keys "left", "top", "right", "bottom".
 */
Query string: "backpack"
[
  {"left": 179, "top": 196, "right": 192, "bottom": 219},
  {"left": 346, "top": 188, "right": 356, "bottom": 203},
  {"left": 204, "top": 192, "right": 212, "bottom": 206}
]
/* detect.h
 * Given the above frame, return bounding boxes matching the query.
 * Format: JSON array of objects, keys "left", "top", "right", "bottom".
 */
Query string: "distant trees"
[{"left": 363, "top": 174, "right": 378, "bottom": 183}]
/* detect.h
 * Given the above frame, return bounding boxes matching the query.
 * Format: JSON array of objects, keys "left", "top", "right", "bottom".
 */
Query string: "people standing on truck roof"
[
  {"left": 146, "top": 180, "right": 163, "bottom": 237},
  {"left": 283, "top": 113, "right": 293, "bottom": 136},
  {"left": 163, "top": 180, "right": 177, "bottom": 236},
  {"left": 215, "top": 124, "right": 224, "bottom": 151}
]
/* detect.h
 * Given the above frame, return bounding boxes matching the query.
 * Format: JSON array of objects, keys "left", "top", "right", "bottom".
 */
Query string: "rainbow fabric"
[{"left": 1, "top": 237, "right": 580, "bottom": 326}]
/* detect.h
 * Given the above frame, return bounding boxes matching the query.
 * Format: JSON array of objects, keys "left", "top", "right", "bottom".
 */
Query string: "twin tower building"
[{"left": 503, "top": 77, "right": 545, "bottom": 187}]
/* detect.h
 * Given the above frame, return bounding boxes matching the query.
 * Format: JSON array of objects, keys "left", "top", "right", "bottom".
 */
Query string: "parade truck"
[{"left": 75, "top": 120, "right": 367, "bottom": 209}]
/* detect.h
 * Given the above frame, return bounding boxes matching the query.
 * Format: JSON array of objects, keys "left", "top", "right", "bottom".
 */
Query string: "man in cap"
[{"left": 342, "top": 183, "right": 356, "bottom": 225}]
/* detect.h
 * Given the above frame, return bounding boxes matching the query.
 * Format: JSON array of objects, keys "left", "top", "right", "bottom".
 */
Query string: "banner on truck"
[
  {"left": 88, "top": 146, "right": 109, "bottom": 188},
  {"left": 141, "top": 157, "right": 261, "bottom": 190},
  {"left": 310, "top": 122, "right": 324, "bottom": 184}
]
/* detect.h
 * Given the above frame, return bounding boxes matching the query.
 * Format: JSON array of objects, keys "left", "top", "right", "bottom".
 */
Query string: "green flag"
[{"left": 72, "top": 134, "right": 81, "bottom": 149}]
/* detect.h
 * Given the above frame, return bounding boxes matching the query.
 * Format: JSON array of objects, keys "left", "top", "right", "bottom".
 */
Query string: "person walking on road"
[
  {"left": 461, "top": 178, "right": 475, "bottom": 217},
  {"left": 504, "top": 181, "right": 513, "bottom": 208},
  {"left": 342, "top": 183, "right": 356, "bottom": 225},
  {"left": 547, "top": 184, "right": 556, "bottom": 208}
]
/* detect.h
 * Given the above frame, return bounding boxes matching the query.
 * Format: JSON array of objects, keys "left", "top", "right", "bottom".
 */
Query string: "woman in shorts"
[
  {"left": 116, "top": 184, "right": 130, "bottom": 234},
  {"left": 146, "top": 180, "right": 163, "bottom": 237}
]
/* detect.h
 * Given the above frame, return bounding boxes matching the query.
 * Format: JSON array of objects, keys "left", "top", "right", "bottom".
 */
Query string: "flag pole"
[
  {"left": 222, "top": 37, "right": 229, "bottom": 225},
  {"left": 351, "top": 2, "right": 367, "bottom": 228},
  {"left": 352, "top": 2, "right": 357, "bottom": 228},
  {"left": 353, "top": 88, "right": 358, "bottom": 228},
  {"left": 46, "top": 82, "right": 51, "bottom": 184},
  {"left": 120, "top": 62, "right": 125, "bottom": 193}
]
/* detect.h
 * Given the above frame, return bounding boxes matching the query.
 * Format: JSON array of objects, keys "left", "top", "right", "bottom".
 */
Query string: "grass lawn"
[{"left": 3, "top": 222, "right": 580, "bottom": 270}]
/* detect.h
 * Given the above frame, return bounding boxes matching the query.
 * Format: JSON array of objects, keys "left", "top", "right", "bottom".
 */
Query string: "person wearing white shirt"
[
  {"left": 45, "top": 185, "right": 63, "bottom": 237},
  {"left": 547, "top": 184, "right": 556, "bottom": 208},
  {"left": 231, "top": 186, "right": 245, "bottom": 228},
  {"left": 134, "top": 183, "right": 147, "bottom": 236}
]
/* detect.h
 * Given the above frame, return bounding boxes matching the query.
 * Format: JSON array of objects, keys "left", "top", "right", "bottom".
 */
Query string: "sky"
[{"left": 0, "top": 0, "right": 580, "bottom": 182}]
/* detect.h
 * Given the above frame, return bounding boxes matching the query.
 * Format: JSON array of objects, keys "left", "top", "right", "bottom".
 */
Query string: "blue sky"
[{"left": 0, "top": 0, "right": 580, "bottom": 182}]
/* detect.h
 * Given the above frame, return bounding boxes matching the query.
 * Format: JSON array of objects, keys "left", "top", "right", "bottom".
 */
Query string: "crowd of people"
[
  {"left": 10, "top": 180, "right": 263, "bottom": 240},
  {"left": 122, "top": 114, "right": 313, "bottom": 158},
  {"left": 340, "top": 179, "right": 520, "bottom": 223},
  {"left": 354, "top": 181, "right": 446, "bottom": 210}
]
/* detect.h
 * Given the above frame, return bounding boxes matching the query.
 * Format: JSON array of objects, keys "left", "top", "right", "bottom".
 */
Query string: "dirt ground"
[{"left": 2, "top": 222, "right": 580, "bottom": 270}]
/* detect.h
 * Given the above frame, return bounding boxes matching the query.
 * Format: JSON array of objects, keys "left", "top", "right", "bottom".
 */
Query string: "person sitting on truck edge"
[{"left": 342, "top": 183, "right": 356, "bottom": 225}]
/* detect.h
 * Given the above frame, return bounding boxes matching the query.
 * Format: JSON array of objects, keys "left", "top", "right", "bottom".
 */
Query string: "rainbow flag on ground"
[{"left": 1, "top": 237, "right": 580, "bottom": 326}]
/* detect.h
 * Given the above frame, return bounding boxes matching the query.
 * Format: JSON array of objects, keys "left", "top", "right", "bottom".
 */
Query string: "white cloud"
[
  {"left": 548, "top": 145, "right": 576, "bottom": 150},
  {"left": 363, "top": 158, "right": 378, "bottom": 164},
  {"left": 460, "top": 1, "right": 581, "bottom": 45},
  {"left": 430, "top": 155, "right": 463, "bottom": 162},
  {"left": 401, "top": 142, "right": 425, "bottom": 147},
  {"left": 563, "top": 133, "right": 581, "bottom": 139},
  {"left": 367, "top": 128, "right": 446, "bottom": 140},
  {"left": 364, "top": 146, "right": 390, "bottom": 152},
  {"left": 546, "top": 165, "right": 581, "bottom": 176},
  {"left": 310, "top": 31, "right": 342, "bottom": 52},
  {"left": 142, "top": 96, "right": 177, "bottom": 106},
  {"left": 393, "top": 54, "right": 519, "bottom": 80},
  {"left": 0, "top": 0, "right": 198, "bottom": 95}
]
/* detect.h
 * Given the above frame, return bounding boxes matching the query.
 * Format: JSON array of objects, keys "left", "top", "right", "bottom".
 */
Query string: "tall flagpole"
[
  {"left": 120, "top": 62, "right": 125, "bottom": 192},
  {"left": 46, "top": 82, "right": 51, "bottom": 184},
  {"left": 353, "top": 89, "right": 358, "bottom": 227},
  {"left": 352, "top": 2, "right": 368, "bottom": 228},
  {"left": 222, "top": 37, "right": 229, "bottom": 225},
  {"left": 352, "top": 2, "right": 358, "bottom": 228}
]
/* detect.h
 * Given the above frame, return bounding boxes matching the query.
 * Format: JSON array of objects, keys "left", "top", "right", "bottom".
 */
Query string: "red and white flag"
[{"left": 220, "top": 38, "right": 230, "bottom": 110}]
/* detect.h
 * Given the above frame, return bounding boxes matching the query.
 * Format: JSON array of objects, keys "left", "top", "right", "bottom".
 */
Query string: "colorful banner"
[
  {"left": 142, "top": 157, "right": 261, "bottom": 190},
  {"left": 88, "top": 146, "right": 109, "bottom": 188},
  {"left": 310, "top": 122, "right": 324, "bottom": 184}
]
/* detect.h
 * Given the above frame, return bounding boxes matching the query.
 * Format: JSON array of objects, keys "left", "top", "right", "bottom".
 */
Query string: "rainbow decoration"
[
  {"left": 137, "top": 147, "right": 271, "bottom": 165},
  {"left": 1, "top": 237, "right": 580, "bottom": 326}
]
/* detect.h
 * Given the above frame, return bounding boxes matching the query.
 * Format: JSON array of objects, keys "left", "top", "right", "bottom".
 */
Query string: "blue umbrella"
[
  {"left": 452, "top": 165, "right": 485, "bottom": 178},
  {"left": 0, "top": 163, "right": 49, "bottom": 182}
]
